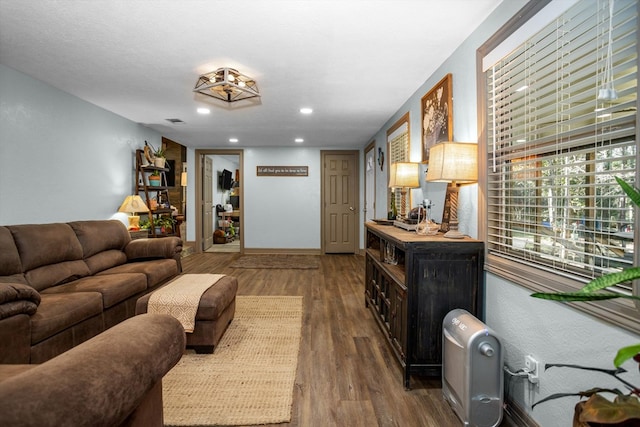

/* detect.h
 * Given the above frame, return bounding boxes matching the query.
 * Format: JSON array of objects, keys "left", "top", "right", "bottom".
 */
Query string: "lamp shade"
[
  {"left": 389, "top": 162, "right": 420, "bottom": 188},
  {"left": 118, "top": 195, "right": 149, "bottom": 213},
  {"left": 426, "top": 142, "right": 478, "bottom": 183},
  {"left": 181, "top": 172, "right": 188, "bottom": 187}
]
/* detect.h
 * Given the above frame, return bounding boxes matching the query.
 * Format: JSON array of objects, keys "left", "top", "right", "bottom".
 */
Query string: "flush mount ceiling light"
[{"left": 193, "top": 67, "right": 260, "bottom": 102}]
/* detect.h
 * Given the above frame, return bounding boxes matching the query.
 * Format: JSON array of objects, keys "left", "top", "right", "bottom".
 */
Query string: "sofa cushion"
[
  {"left": 68, "top": 220, "right": 131, "bottom": 259},
  {"left": 26, "top": 261, "right": 92, "bottom": 292},
  {"left": 41, "top": 273, "right": 147, "bottom": 309},
  {"left": 0, "top": 227, "right": 22, "bottom": 277},
  {"left": 30, "top": 292, "right": 103, "bottom": 345},
  {"left": 98, "top": 259, "right": 178, "bottom": 289},
  {"left": 9, "top": 223, "right": 89, "bottom": 291},
  {"left": 83, "top": 249, "right": 128, "bottom": 276}
]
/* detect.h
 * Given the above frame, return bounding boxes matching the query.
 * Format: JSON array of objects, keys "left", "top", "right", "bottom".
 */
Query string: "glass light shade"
[
  {"left": 426, "top": 142, "right": 478, "bottom": 183},
  {"left": 389, "top": 162, "right": 420, "bottom": 188}
]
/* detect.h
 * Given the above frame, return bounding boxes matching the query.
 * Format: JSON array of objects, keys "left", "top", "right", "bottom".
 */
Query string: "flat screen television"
[{"left": 219, "top": 169, "right": 233, "bottom": 190}]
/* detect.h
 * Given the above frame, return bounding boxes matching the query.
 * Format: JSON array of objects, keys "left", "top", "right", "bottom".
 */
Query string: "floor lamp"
[{"left": 426, "top": 142, "right": 477, "bottom": 238}]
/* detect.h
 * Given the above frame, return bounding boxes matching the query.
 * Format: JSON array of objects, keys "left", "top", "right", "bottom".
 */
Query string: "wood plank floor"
[{"left": 181, "top": 252, "right": 463, "bottom": 427}]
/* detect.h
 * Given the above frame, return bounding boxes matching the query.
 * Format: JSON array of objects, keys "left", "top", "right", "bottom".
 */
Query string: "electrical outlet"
[{"left": 525, "top": 355, "right": 539, "bottom": 384}]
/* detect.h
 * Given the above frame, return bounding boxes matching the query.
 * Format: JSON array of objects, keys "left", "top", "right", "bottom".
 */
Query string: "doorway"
[
  {"left": 195, "top": 149, "right": 243, "bottom": 254},
  {"left": 321, "top": 150, "right": 359, "bottom": 254}
]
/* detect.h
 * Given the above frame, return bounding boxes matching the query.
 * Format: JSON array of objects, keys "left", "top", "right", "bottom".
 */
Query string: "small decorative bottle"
[{"left": 390, "top": 191, "right": 397, "bottom": 220}]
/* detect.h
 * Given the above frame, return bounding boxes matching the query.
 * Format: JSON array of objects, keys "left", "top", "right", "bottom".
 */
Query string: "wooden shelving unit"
[{"left": 135, "top": 149, "right": 175, "bottom": 237}]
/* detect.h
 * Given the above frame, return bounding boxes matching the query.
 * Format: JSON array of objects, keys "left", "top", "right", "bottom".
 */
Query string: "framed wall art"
[{"left": 421, "top": 73, "right": 452, "bottom": 163}]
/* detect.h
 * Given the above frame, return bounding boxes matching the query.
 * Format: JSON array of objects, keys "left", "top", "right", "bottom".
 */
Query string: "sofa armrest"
[
  {"left": 0, "top": 313, "right": 185, "bottom": 427},
  {"left": 125, "top": 237, "right": 182, "bottom": 261},
  {"left": 0, "top": 283, "right": 40, "bottom": 320}
]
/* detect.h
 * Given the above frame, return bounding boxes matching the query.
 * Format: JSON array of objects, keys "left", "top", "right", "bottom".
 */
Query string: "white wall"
[{"left": 0, "top": 64, "right": 161, "bottom": 225}]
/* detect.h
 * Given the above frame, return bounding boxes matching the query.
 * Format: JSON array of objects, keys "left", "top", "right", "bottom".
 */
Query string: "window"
[
  {"left": 480, "top": 0, "right": 638, "bottom": 332},
  {"left": 387, "top": 112, "right": 410, "bottom": 214}
]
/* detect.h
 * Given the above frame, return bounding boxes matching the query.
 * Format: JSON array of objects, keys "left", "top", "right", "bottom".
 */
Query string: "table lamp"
[
  {"left": 426, "top": 142, "right": 477, "bottom": 238},
  {"left": 118, "top": 195, "right": 150, "bottom": 230},
  {"left": 389, "top": 162, "right": 420, "bottom": 220}
]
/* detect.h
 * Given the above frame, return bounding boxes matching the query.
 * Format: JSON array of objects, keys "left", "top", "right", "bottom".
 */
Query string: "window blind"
[
  {"left": 486, "top": 0, "right": 637, "bottom": 293},
  {"left": 387, "top": 118, "right": 410, "bottom": 213}
]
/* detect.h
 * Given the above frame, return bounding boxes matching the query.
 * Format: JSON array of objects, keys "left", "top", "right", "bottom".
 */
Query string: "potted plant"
[
  {"left": 149, "top": 170, "right": 161, "bottom": 187},
  {"left": 155, "top": 216, "right": 175, "bottom": 234},
  {"left": 153, "top": 146, "right": 166, "bottom": 168},
  {"left": 531, "top": 177, "right": 640, "bottom": 426}
]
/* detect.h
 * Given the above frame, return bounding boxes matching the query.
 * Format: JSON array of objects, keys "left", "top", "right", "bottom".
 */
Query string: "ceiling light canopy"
[{"left": 193, "top": 68, "right": 260, "bottom": 102}]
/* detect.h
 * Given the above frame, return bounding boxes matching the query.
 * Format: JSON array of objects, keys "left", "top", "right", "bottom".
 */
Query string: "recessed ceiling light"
[
  {"left": 295, "top": 138, "right": 304, "bottom": 143},
  {"left": 229, "top": 138, "right": 239, "bottom": 143},
  {"left": 197, "top": 107, "right": 210, "bottom": 114},
  {"left": 299, "top": 107, "right": 313, "bottom": 114}
]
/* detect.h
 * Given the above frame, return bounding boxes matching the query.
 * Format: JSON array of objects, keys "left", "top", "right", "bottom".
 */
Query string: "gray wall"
[
  {"left": 362, "top": 1, "right": 640, "bottom": 425},
  {"left": 0, "top": 63, "right": 161, "bottom": 225}
]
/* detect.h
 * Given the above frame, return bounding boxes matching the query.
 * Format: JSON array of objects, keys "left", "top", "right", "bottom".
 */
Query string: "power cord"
[
  {"left": 503, "top": 365, "right": 530, "bottom": 418},
  {"left": 504, "top": 365, "right": 530, "bottom": 378}
]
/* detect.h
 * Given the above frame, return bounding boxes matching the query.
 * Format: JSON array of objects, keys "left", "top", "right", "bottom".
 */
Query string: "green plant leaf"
[
  {"left": 578, "top": 267, "right": 640, "bottom": 294},
  {"left": 616, "top": 176, "right": 640, "bottom": 208},
  {"left": 614, "top": 344, "right": 640, "bottom": 368},
  {"left": 545, "top": 363, "right": 626, "bottom": 376},
  {"left": 533, "top": 388, "right": 626, "bottom": 409},
  {"left": 531, "top": 291, "right": 640, "bottom": 302}
]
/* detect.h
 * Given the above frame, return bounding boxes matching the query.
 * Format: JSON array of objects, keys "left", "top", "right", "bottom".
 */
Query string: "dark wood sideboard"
[{"left": 364, "top": 222, "right": 485, "bottom": 389}]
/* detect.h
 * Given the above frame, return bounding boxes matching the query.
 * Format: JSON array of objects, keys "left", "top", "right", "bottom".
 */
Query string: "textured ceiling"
[{"left": 0, "top": 0, "right": 503, "bottom": 149}]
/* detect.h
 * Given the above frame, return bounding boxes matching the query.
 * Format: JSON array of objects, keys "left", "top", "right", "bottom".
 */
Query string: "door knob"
[{"left": 349, "top": 207, "right": 355, "bottom": 211}]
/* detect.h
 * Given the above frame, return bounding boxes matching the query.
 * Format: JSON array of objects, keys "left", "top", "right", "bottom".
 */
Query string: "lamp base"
[
  {"left": 443, "top": 229, "right": 465, "bottom": 239},
  {"left": 127, "top": 215, "right": 140, "bottom": 230}
]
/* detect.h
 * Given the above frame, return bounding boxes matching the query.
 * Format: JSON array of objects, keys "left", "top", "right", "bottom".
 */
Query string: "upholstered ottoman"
[{"left": 135, "top": 274, "right": 238, "bottom": 354}]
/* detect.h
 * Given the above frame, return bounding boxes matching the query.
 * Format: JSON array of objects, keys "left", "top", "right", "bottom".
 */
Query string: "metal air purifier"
[{"left": 442, "top": 309, "right": 503, "bottom": 427}]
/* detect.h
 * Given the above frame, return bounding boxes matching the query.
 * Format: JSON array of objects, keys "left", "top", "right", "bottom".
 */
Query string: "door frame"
[
  {"left": 364, "top": 141, "right": 376, "bottom": 223},
  {"left": 194, "top": 149, "right": 244, "bottom": 254},
  {"left": 320, "top": 150, "right": 360, "bottom": 254}
]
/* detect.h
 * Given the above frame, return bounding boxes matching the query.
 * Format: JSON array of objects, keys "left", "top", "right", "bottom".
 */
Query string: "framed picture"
[{"left": 421, "top": 73, "right": 452, "bottom": 163}]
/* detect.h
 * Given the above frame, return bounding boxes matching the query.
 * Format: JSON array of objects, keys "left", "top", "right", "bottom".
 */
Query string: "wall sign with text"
[{"left": 256, "top": 166, "right": 308, "bottom": 176}]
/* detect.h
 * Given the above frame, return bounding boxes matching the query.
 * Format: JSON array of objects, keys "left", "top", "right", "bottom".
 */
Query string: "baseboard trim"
[
  {"left": 243, "top": 248, "right": 322, "bottom": 255},
  {"left": 503, "top": 399, "right": 540, "bottom": 427}
]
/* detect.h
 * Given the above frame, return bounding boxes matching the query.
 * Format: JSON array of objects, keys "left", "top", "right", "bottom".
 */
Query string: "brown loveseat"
[
  {"left": 0, "top": 313, "right": 186, "bottom": 427},
  {"left": 0, "top": 220, "right": 182, "bottom": 364}
]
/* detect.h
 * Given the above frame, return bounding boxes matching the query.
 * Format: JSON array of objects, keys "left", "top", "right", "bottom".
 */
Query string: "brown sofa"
[
  {"left": 0, "top": 313, "right": 186, "bottom": 427},
  {"left": 0, "top": 220, "right": 182, "bottom": 364}
]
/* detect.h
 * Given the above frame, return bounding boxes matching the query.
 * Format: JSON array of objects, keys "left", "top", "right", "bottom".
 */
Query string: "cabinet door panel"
[{"left": 411, "top": 253, "right": 480, "bottom": 363}]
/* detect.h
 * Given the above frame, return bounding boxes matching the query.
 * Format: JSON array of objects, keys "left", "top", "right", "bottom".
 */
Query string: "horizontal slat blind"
[{"left": 486, "top": 0, "right": 637, "bottom": 293}]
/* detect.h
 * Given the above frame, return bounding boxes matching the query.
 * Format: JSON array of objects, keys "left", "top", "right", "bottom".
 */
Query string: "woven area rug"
[
  {"left": 229, "top": 254, "right": 319, "bottom": 269},
  {"left": 163, "top": 296, "right": 303, "bottom": 426}
]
